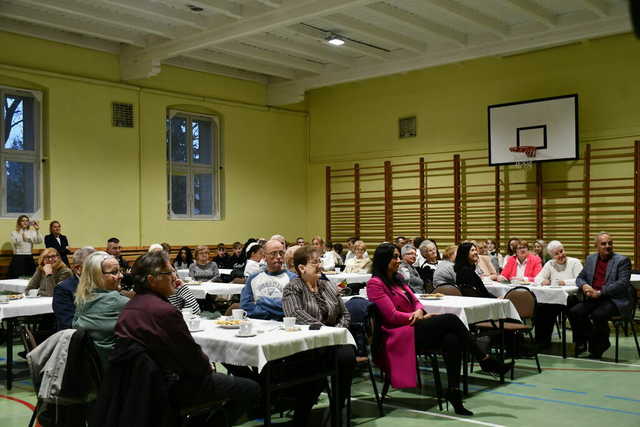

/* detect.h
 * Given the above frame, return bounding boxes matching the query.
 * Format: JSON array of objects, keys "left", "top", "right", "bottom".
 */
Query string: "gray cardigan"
[
  {"left": 576, "top": 252, "right": 633, "bottom": 318},
  {"left": 433, "top": 260, "right": 456, "bottom": 286},
  {"left": 399, "top": 261, "right": 424, "bottom": 293}
]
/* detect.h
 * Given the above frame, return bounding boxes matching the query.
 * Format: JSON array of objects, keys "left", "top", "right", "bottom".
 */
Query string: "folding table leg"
[
  {"left": 263, "top": 366, "right": 271, "bottom": 427},
  {"left": 6, "top": 318, "right": 14, "bottom": 390},
  {"left": 561, "top": 310, "right": 567, "bottom": 359},
  {"left": 499, "top": 320, "right": 505, "bottom": 384}
]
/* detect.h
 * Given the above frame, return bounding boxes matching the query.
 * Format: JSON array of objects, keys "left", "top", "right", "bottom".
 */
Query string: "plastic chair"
[
  {"left": 434, "top": 284, "right": 462, "bottom": 296},
  {"left": 612, "top": 290, "right": 640, "bottom": 363}
]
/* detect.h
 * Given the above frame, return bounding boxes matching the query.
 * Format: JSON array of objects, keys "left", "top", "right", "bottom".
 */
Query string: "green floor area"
[{"left": 1, "top": 330, "right": 639, "bottom": 427}]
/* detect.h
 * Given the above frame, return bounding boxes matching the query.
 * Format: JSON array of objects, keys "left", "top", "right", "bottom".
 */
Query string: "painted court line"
[
  {"left": 543, "top": 354, "right": 640, "bottom": 368},
  {"left": 354, "top": 399, "right": 506, "bottom": 426},
  {"left": 551, "top": 388, "right": 587, "bottom": 395},
  {"left": 604, "top": 395, "right": 640, "bottom": 403}
]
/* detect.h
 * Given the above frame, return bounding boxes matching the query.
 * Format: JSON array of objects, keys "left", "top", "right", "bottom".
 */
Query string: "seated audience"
[
  {"left": 284, "top": 244, "right": 301, "bottom": 272},
  {"left": 324, "top": 241, "right": 343, "bottom": 270},
  {"left": 499, "top": 240, "right": 542, "bottom": 282},
  {"left": 534, "top": 240, "right": 583, "bottom": 286},
  {"left": 344, "top": 237, "right": 358, "bottom": 262},
  {"left": 168, "top": 269, "right": 201, "bottom": 316},
  {"left": 417, "top": 240, "right": 439, "bottom": 292},
  {"left": 569, "top": 233, "right": 632, "bottom": 358},
  {"left": 502, "top": 238, "right": 520, "bottom": 269},
  {"left": 9, "top": 215, "right": 42, "bottom": 278},
  {"left": 53, "top": 246, "right": 96, "bottom": 330},
  {"left": 433, "top": 245, "right": 458, "bottom": 286},
  {"left": 244, "top": 242, "right": 264, "bottom": 277},
  {"left": 213, "top": 243, "right": 231, "bottom": 268},
  {"left": 534, "top": 239, "right": 550, "bottom": 264},
  {"left": 45, "top": 220, "right": 71, "bottom": 266},
  {"left": 26, "top": 248, "right": 73, "bottom": 297},
  {"left": 486, "top": 239, "right": 503, "bottom": 273},
  {"left": 148, "top": 243, "right": 163, "bottom": 252},
  {"left": 114, "top": 251, "right": 259, "bottom": 425},
  {"left": 454, "top": 242, "right": 495, "bottom": 298},
  {"left": 476, "top": 241, "right": 498, "bottom": 280},
  {"left": 270, "top": 234, "right": 287, "bottom": 248},
  {"left": 412, "top": 236, "right": 426, "bottom": 266},
  {"left": 106, "top": 237, "right": 133, "bottom": 289},
  {"left": 296, "top": 236, "right": 305, "bottom": 246},
  {"left": 282, "top": 245, "right": 356, "bottom": 414},
  {"left": 228, "top": 241, "right": 244, "bottom": 269},
  {"left": 173, "top": 246, "right": 194, "bottom": 270},
  {"left": 367, "top": 243, "right": 512, "bottom": 416},
  {"left": 398, "top": 244, "right": 424, "bottom": 293},
  {"left": 188, "top": 245, "right": 220, "bottom": 282},
  {"left": 73, "top": 251, "right": 130, "bottom": 366},
  {"left": 344, "top": 240, "right": 372, "bottom": 273},
  {"left": 240, "top": 239, "right": 295, "bottom": 320},
  {"left": 394, "top": 236, "right": 407, "bottom": 247}
]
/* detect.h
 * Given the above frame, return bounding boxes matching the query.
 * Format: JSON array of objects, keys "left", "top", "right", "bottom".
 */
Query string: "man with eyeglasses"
[
  {"left": 569, "top": 232, "right": 632, "bottom": 359},
  {"left": 240, "top": 239, "right": 295, "bottom": 320}
]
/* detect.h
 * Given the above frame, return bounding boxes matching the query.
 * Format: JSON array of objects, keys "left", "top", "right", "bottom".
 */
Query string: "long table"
[
  {"left": 324, "top": 272, "right": 371, "bottom": 286},
  {"left": 1, "top": 296, "right": 53, "bottom": 390},
  {"left": 186, "top": 282, "right": 244, "bottom": 299},
  {"left": 485, "top": 281, "right": 578, "bottom": 358},
  {"left": 192, "top": 318, "right": 355, "bottom": 426},
  {"left": 177, "top": 268, "right": 232, "bottom": 279},
  {"left": 0, "top": 278, "right": 28, "bottom": 293}
]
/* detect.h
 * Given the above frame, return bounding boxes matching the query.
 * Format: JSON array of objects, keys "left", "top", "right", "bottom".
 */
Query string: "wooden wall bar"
[{"left": 327, "top": 141, "right": 639, "bottom": 266}]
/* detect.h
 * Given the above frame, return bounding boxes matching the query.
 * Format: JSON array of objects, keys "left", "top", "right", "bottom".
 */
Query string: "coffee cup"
[
  {"left": 358, "top": 288, "right": 367, "bottom": 297},
  {"left": 181, "top": 308, "right": 192, "bottom": 321},
  {"left": 238, "top": 320, "right": 253, "bottom": 336},
  {"left": 0, "top": 295, "right": 8, "bottom": 304},
  {"left": 232, "top": 309, "right": 247, "bottom": 321},
  {"left": 188, "top": 316, "right": 201, "bottom": 331},
  {"left": 283, "top": 317, "right": 297, "bottom": 331},
  {"left": 28, "top": 289, "right": 38, "bottom": 297}
]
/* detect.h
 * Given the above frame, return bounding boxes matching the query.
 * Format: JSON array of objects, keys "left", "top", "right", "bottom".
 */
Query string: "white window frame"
[
  {"left": 167, "top": 109, "right": 221, "bottom": 220},
  {"left": 0, "top": 86, "right": 42, "bottom": 219}
]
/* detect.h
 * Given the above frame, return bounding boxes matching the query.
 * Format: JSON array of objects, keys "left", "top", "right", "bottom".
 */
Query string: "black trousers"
[
  {"left": 226, "top": 345, "right": 355, "bottom": 426},
  {"left": 534, "top": 304, "right": 563, "bottom": 346},
  {"left": 414, "top": 313, "right": 483, "bottom": 389},
  {"left": 568, "top": 297, "right": 619, "bottom": 354},
  {"left": 176, "top": 372, "right": 260, "bottom": 426}
]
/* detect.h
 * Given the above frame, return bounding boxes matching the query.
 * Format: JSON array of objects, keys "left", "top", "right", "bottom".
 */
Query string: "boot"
[
  {"left": 479, "top": 357, "right": 514, "bottom": 376},
  {"left": 444, "top": 389, "right": 473, "bottom": 416}
]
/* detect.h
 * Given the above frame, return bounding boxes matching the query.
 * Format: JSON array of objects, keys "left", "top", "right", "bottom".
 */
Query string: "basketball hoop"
[{"left": 509, "top": 146, "right": 537, "bottom": 169}]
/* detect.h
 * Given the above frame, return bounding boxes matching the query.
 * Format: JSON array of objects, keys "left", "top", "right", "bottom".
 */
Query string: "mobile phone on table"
[{"left": 309, "top": 323, "right": 322, "bottom": 330}]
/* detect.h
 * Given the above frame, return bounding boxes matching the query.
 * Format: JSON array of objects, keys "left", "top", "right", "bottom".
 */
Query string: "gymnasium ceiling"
[{"left": 0, "top": 0, "right": 633, "bottom": 104}]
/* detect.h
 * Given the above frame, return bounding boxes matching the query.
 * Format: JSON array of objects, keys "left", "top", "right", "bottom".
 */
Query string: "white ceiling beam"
[
  {"left": 286, "top": 23, "right": 390, "bottom": 61},
  {"left": 128, "top": 0, "right": 379, "bottom": 62},
  {"left": 427, "top": 0, "right": 510, "bottom": 38},
  {"left": 216, "top": 41, "right": 324, "bottom": 73},
  {"left": 0, "top": 3, "right": 147, "bottom": 46},
  {"left": 100, "top": 0, "right": 207, "bottom": 30},
  {"left": 267, "top": 15, "right": 631, "bottom": 105},
  {"left": 164, "top": 56, "right": 269, "bottom": 84},
  {"left": 502, "top": 0, "right": 556, "bottom": 28},
  {"left": 366, "top": 2, "right": 467, "bottom": 47},
  {"left": 0, "top": 16, "right": 120, "bottom": 53},
  {"left": 322, "top": 13, "right": 428, "bottom": 54},
  {"left": 18, "top": 0, "right": 177, "bottom": 38},
  {"left": 244, "top": 33, "right": 355, "bottom": 67},
  {"left": 174, "top": 0, "right": 244, "bottom": 20},
  {"left": 183, "top": 49, "right": 297, "bottom": 79},
  {"left": 581, "top": 0, "right": 610, "bottom": 17}
]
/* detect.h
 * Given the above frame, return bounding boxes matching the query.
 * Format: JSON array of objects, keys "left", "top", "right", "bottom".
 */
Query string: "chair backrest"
[
  {"left": 434, "top": 284, "right": 462, "bottom": 296},
  {"left": 504, "top": 286, "right": 537, "bottom": 320},
  {"left": 459, "top": 286, "right": 481, "bottom": 298},
  {"left": 20, "top": 325, "right": 37, "bottom": 353}
]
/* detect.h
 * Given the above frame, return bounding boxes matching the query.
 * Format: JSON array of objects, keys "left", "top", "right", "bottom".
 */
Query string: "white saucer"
[
  {"left": 235, "top": 333, "right": 257, "bottom": 338},
  {"left": 26, "top": 295, "right": 40, "bottom": 298},
  {"left": 189, "top": 328, "right": 204, "bottom": 333}
]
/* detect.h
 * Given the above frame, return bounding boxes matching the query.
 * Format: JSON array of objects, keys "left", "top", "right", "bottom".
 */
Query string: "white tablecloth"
[
  {"left": 631, "top": 274, "right": 640, "bottom": 289},
  {"left": 178, "top": 269, "right": 233, "bottom": 280},
  {"left": 325, "top": 272, "right": 371, "bottom": 286},
  {"left": 192, "top": 319, "right": 356, "bottom": 372},
  {"left": 0, "top": 279, "right": 29, "bottom": 293},
  {"left": 0, "top": 297, "right": 53, "bottom": 320},
  {"left": 187, "top": 282, "right": 244, "bottom": 299},
  {"left": 484, "top": 282, "right": 578, "bottom": 305},
  {"left": 419, "top": 295, "right": 520, "bottom": 327}
]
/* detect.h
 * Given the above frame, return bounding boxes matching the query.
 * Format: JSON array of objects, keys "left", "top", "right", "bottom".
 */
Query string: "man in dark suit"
[
  {"left": 44, "top": 220, "right": 71, "bottom": 266},
  {"left": 570, "top": 232, "right": 632, "bottom": 358},
  {"left": 52, "top": 246, "right": 95, "bottom": 330}
]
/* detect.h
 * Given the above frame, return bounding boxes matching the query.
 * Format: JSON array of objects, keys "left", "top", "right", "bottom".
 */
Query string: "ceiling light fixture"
[{"left": 326, "top": 34, "right": 345, "bottom": 46}]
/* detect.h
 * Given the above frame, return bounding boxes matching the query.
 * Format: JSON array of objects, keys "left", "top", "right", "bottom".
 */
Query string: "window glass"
[
  {"left": 170, "top": 174, "right": 188, "bottom": 215},
  {"left": 3, "top": 95, "right": 35, "bottom": 151},
  {"left": 6, "top": 160, "right": 35, "bottom": 213},
  {"left": 192, "top": 118, "right": 212, "bottom": 165},
  {"left": 168, "top": 116, "right": 187, "bottom": 163},
  {"left": 193, "top": 173, "right": 213, "bottom": 215}
]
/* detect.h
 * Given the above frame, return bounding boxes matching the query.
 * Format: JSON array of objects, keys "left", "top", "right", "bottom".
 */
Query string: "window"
[
  {"left": 166, "top": 110, "right": 220, "bottom": 219},
  {"left": 0, "top": 87, "right": 41, "bottom": 217}
]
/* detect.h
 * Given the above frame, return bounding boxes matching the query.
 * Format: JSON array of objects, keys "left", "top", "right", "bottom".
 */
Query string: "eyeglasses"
[
  {"left": 266, "top": 251, "right": 285, "bottom": 257},
  {"left": 156, "top": 270, "right": 176, "bottom": 277},
  {"left": 102, "top": 269, "right": 123, "bottom": 275},
  {"left": 44, "top": 255, "right": 59, "bottom": 260}
]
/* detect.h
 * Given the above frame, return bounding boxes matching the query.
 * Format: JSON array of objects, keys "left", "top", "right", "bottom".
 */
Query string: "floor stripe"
[
  {"left": 0, "top": 394, "right": 40, "bottom": 427},
  {"left": 479, "top": 390, "right": 640, "bottom": 417},
  {"left": 551, "top": 388, "right": 587, "bottom": 395},
  {"left": 543, "top": 354, "right": 640, "bottom": 368},
  {"left": 604, "top": 395, "right": 640, "bottom": 403},
  {"left": 354, "top": 398, "right": 507, "bottom": 427},
  {"left": 539, "top": 368, "right": 640, "bottom": 373}
]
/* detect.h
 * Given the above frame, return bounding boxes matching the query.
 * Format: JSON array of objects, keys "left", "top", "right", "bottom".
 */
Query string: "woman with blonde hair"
[
  {"left": 9, "top": 215, "right": 43, "bottom": 278},
  {"left": 73, "top": 251, "right": 130, "bottom": 366},
  {"left": 26, "top": 248, "right": 72, "bottom": 297},
  {"left": 344, "top": 240, "right": 372, "bottom": 273}
]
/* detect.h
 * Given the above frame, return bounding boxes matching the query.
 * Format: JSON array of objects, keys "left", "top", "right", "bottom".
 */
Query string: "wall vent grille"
[
  {"left": 399, "top": 116, "right": 416, "bottom": 139},
  {"left": 112, "top": 102, "right": 134, "bottom": 128}
]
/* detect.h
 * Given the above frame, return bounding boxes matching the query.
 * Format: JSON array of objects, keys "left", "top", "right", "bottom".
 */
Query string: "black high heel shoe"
[
  {"left": 479, "top": 357, "right": 514, "bottom": 376},
  {"left": 444, "top": 389, "right": 473, "bottom": 416}
]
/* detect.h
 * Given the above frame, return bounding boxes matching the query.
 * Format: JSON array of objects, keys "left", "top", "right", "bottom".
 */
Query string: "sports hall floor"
[{"left": 1, "top": 330, "right": 639, "bottom": 427}]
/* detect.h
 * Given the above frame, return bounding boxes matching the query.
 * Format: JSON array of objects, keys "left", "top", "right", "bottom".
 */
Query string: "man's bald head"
[{"left": 264, "top": 239, "right": 285, "bottom": 272}]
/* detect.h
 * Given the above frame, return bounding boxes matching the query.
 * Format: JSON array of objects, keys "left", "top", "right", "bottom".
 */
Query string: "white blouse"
[
  {"left": 534, "top": 257, "right": 583, "bottom": 286},
  {"left": 10, "top": 229, "right": 43, "bottom": 255}
]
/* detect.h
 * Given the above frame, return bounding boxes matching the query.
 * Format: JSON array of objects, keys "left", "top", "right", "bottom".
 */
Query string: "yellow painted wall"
[
  {"left": 305, "top": 34, "right": 640, "bottom": 252},
  {"left": 0, "top": 31, "right": 308, "bottom": 250}
]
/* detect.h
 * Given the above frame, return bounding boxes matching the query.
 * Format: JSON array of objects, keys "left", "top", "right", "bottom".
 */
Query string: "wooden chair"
[
  {"left": 434, "top": 284, "right": 462, "bottom": 296},
  {"left": 474, "top": 286, "right": 541, "bottom": 378}
]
